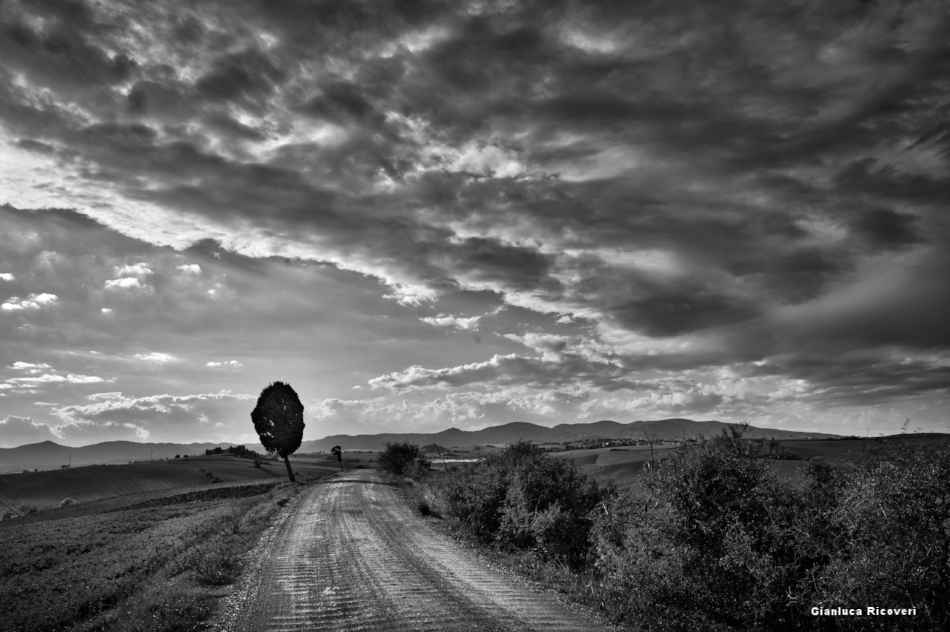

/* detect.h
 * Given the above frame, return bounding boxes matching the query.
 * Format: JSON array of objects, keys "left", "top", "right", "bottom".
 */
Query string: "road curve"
[{"left": 215, "top": 469, "right": 617, "bottom": 632}]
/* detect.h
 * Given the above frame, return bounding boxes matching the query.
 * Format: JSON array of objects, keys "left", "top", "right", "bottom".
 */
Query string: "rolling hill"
[
  {"left": 299, "top": 418, "right": 840, "bottom": 452},
  {"left": 0, "top": 440, "right": 260, "bottom": 473},
  {"left": 0, "top": 454, "right": 343, "bottom": 513},
  {"left": 0, "top": 419, "right": 840, "bottom": 473}
]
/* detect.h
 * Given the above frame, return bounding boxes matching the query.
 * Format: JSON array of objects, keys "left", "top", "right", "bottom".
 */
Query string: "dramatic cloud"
[{"left": 1, "top": 0, "right": 949, "bottom": 444}]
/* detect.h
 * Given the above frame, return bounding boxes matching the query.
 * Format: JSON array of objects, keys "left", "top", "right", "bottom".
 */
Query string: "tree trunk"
[{"left": 283, "top": 454, "right": 295, "bottom": 482}]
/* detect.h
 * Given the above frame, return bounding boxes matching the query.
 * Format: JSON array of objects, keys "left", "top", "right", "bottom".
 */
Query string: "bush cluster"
[
  {"left": 379, "top": 441, "right": 430, "bottom": 478},
  {"left": 594, "top": 429, "right": 950, "bottom": 631},
  {"left": 430, "top": 430, "right": 950, "bottom": 631},
  {"left": 438, "top": 440, "right": 614, "bottom": 570}
]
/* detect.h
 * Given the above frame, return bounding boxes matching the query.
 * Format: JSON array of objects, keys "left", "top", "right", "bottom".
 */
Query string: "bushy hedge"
[
  {"left": 431, "top": 431, "right": 950, "bottom": 631},
  {"left": 590, "top": 427, "right": 950, "bottom": 631},
  {"left": 439, "top": 441, "right": 614, "bottom": 570},
  {"left": 379, "top": 441, "right": 430, "bottom": 477}
]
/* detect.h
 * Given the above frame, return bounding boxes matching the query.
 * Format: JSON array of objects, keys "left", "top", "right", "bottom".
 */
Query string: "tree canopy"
[{"left": 251, "top": 381, "right": 305, "bottom": 482}]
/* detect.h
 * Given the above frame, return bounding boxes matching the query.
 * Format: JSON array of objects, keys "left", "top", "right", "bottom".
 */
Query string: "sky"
[{"left": 1, "top": 0, "right": 949, "bottom": 449}]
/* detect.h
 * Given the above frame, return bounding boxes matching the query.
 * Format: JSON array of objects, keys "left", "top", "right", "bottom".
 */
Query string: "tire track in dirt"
[{"left": 220, "top": 469, "right": 616, "bottom": 632}]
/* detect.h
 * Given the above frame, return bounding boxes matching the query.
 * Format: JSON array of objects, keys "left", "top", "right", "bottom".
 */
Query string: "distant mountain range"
[
  {"left": 0, "top": 419, "right": 840, "bottom": 472},
  {"left": 297, "top": 419, "right": 840, "bottom": 452}
]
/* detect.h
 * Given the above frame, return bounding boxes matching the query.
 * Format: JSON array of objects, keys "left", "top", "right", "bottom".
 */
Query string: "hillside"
[{"left": 0, "top": 440, "right": 262, "bottom": 474}]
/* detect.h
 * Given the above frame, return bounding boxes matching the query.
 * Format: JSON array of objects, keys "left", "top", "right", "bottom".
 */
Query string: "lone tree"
[
  {"left": 251, "top": 381, "right": 305, "bottom": 482},
  {"left": 331, "top": 445, "right": 344, "bottom": 471}
]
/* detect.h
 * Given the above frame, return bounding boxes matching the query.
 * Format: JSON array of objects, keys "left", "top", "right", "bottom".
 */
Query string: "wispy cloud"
[
  {"left": 11, "top": 361, "right": 52, "bottom": 371},
  {"left": 420, "top": 313, "right": 482, "bottom": 331},
  {"left": 6, "top": 373, "right": 108, "bottom": 385},
  {"left": 207, "top": 360, "right": 243, "bottom": 369},
  {"left": 133, "top": 353, "right": 175, "bottom": 363}
]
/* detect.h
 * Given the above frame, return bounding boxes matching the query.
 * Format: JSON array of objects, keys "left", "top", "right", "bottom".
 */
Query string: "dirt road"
[{"left": 215, "top": 469, "right": 617, "bottom": 632}]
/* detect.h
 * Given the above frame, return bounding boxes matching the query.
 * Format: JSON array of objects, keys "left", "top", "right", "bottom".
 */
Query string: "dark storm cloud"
[
  {"left": 2, "top": 0, "right": 950, "bottom": 426},
  {"left": 849, "top": 208, "right": 920, "bottom": 250},
  {"left": 296, "top": 81, "right": 389, "bottom": 132},
  {"left": 194, "top": 48, "right": 286, "bottom": 104}
]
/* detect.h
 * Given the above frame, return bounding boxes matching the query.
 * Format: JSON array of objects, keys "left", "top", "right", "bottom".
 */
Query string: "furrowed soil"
[
  {"left": 0, "top": 456, "right": 340, "bottom": 514},
  {"left": 0, "top": 478, "right": 295, "bottom": 632},
  {"left": 214, "top": 469, "right": 616, "bottom": 632}
]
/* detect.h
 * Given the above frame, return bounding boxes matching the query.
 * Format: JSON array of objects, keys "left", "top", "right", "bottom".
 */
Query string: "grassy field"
[
  {"left": 0, "top": 475, "right": 306, "bottom": 632},
  {"left": 294, "top": 451, "right": 381, "bottom": 467},
  {"left": 546, "top": 436, "right": 950, "bottom": 490},
  {"left": 0, "top": 455, "right": 343, "bottom": 515}
]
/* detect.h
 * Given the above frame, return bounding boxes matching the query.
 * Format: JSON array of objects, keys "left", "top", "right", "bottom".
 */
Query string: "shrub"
[
  {"left": 795, "top": 441, "right": 950, "bottom": 630},
  {"left": 588, "top": 426, "right": 812, "bottom": 630},
  {"left": 438, "top": 440, "right": 613, "bottom": 570},
  {"left": 17, "top": 504, "right": 38, "bottom": 516},
  {"left": 498, "top": 453, "right": 610, "bottom": 569},
  {"left": 587, "top": 427, "right": 950, "bottom": 631},
  {"left": 60, "top": 498, "right": 75, "bottom": 507},
  {"left": 379, "top": 442, "right": 430, "bottom": 477}
]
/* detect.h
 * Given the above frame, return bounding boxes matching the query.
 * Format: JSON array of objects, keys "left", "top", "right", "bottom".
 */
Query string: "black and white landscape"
[{"left": 1, "top": 1, "right": 949, "bottom": 631}]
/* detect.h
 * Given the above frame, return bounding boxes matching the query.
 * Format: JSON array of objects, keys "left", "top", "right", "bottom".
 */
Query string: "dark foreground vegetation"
[
  {"left": 0, "top": 479, "right": 302, "bottom": 632},
  {"left": 400, "top": 428, "right": 950, "bottom": 631}
]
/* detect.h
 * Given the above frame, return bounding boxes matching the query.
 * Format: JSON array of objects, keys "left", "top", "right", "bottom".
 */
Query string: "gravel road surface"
[{"left": 214, "top": 469, "right": 616, "bottom": 632}]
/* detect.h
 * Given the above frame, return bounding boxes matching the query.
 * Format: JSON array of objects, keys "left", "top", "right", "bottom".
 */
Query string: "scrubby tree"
[
  {"left": 331, "top": 445, "right": 344, "bottom": 471},
  {"left": 379, "top": 441, "right": 428, "bottom": 477},
  {"left": 251, "top": 381, "right": 305, "bottom": 482}
]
